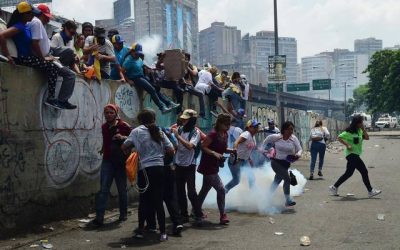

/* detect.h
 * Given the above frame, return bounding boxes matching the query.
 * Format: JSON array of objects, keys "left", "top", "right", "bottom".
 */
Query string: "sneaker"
[
  {"left": 194, "top": 217, "right": 203, "bottom": 227},
  {"left": 133, "top": 228, "right": 144, "bottom": 239},
  {"left": 220, "top": 214, "right": 230, "bottom": 225},
  {"left": 58, "top": 101, "right": 77, "bottom": 110},
  {"left": 173, "top": 224, "right": 183, "bottom": 236},
  {"left": 144, "top": 225, "right": 158, "bottom": 233},
  {"left": 210, "top": 110, "right": 219, "bottom": 118},
  {"left": 86, "top": 218, "right": 103, "bottom": 228},
  {"left": 368, "top": 188, "right": 382, "bottom": 198},
  {"left": 160, "top": 233, "right": 168, "bottom": 242},
  {"left": 329, "top": 185, "right": 338, "bottom": 196},
  {"left": 44, "top": 98, "right": 62, "bottom": 110},
  {"left": 309, "top": 174, "right": 314, "bottom": 180},
  {"left": 318, "top": 171, "right": 323, "bottom": 177},
  {"left": 285, "top": 200, "right": 296, "bottom": 207},
  {"left": 169, "top": 102, "right": 180, "bottom": 109},
  {"left": 161, "top": 106, "right": 172, "bottom": 114}
]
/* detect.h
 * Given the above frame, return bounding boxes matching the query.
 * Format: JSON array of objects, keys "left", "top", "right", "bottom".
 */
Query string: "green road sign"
[
  {"left": 312, "top": 79, "right": 331, "bottom": 90},
  {"left": 268, "top": 83, "right": 283, "bottom": 93},
  {"left": 287, "top": 83, "right": 310, "bottom": 92}
]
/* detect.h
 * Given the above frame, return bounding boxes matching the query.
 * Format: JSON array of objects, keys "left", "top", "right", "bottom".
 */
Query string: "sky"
[{"left": 51, "top": 0, "right": 400, "bottom": 60}]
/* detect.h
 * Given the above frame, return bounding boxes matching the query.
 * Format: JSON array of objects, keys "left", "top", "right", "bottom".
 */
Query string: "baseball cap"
[
  {"left": 37, "top": 4, "right": 53, "bottom": 19},
  {"left": 94, "top": 27, "right": 106, "bottom": 38},
  {"left": 17, "top": 1, "right": 40, "bottom": 15},
  {"left": 111, "top": 35, "right": 124, "bottom": 44},
  {"left": 268, "top": 118, "right": 275, "bottom": 125},
  {"left": 246, "top": 119, "right": 261, "bottom": 128},
  {"left": 130, "top": 43, "right": 143, "bottom": 55},
  {"left": 180, "top": 109, "right": 198, "bottom": 119}
]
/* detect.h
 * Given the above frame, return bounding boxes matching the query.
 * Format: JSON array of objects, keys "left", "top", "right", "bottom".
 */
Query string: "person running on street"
[
  {"left": 264, "top": 121, "right": 302, "bottom": 207},
  {"left": 197, "top": 114, "right": 235, "bottom": 225},
  {"left": 329, "top": 115, "right": 381, "bottom": 198},
  {"left": 225, "top": 120, "right": 259, "bottom": 193},
  {"left": 309, "top": 120, "right": 330, "bottom": 180}
]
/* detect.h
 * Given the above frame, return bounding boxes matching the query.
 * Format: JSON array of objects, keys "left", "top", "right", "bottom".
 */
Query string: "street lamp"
[
  {"left": 273, "top": 0, "right": 284, "bottom": 126},
  {"left": 313, "top": 63, "right": 345, "bottom": 101}
]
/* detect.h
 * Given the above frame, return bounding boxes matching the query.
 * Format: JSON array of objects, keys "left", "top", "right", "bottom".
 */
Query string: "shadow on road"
[
  {"left": 108, "top": 235, "right": 161, "bottom": 248},
  {"left": 332, "top": 196, "right": 381, "bottom": 202}
]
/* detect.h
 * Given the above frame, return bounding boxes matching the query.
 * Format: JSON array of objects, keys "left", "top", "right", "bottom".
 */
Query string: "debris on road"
[
  {"left": 269, "top": 217, "right": 275, "bottom": 224},
  {"left": 377, "top": 214, "right": 385, "bottom": 221},
  {"left": 300, "top": 236, "right": 311, "bottom": 246},
  {"left": 40, "top": 240, "right": 53, "bottom": 249},
  {"left": 121, "top": 245, "right": 127, "bottom": 248},
  {"left": 29, "top": 244, "right": 39, "bottom": 248},
  {"left": 274, "top": 232, "right": 284, "bottom": 236},
  {"left": 78, "top": 219, "right": 91, "bottom": 223},
  {"left": 346, "top": 193, "right": 355, "bottom": 197}
]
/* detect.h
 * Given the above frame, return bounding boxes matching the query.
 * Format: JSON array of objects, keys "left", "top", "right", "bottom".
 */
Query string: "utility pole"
[{"left": 274, "top": 0, "right": 284, "bottom": 126}]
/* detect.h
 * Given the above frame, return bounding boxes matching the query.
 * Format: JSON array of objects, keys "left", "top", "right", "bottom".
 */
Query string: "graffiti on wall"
[
  {"left": 40, "top": 79, "right": 111, "bottom": 188},
  {"left": 251, "top": 105, "right": 278, "bottom": 128},
  {"left": 115, "top": 84, "right": 141, "bottom": 119}
]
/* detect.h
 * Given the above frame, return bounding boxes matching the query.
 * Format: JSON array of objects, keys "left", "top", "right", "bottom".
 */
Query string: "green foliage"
[
  {"left": 364, "top": 50, "right": 400, "bottom": 113},
  {"left": 352, "top": 84, "right": 369, "bottom": 109}
]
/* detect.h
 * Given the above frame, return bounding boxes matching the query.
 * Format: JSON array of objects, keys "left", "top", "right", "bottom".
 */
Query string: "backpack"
[{"left": 178, "top": 127, "right": 202, "bottom": 159}]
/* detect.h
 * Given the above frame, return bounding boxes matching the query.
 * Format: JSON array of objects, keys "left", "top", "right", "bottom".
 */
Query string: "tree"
[
  {"left": 364, "top": 50, "right": 400, "bottom": 113},
  {"left": 352, "top": 84, "right": 369, "bottom": 110}
]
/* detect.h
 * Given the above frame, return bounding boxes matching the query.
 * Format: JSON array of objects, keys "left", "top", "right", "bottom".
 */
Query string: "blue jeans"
[
  {"left": 222, "top": 88, "right": 242, "bottom": 111},
  {"left": 133, "top": 77, "right": 166, "bottom": 110},
  {"left": 95, "top": 160, "right": 127, "bottom": 221},
  {"left": 309, "top": 142, "right": 326, "bottom": 173},
  {"left": 225, "top": 159, "right": 255, "bottom": 193}
]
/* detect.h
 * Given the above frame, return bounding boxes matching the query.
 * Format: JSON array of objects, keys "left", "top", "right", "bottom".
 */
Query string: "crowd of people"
[{"left": 0, "top": 1, "right": 382, "bottom": 243}]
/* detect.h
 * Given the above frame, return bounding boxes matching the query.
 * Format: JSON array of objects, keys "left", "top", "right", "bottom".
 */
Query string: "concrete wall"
[{"left": 0, "top": 62, "right": 345, "bottom": 236}]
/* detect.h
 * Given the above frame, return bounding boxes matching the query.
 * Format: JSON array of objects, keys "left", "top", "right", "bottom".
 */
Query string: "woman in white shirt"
[
  {"left": 309, "top": 120, "right": 330, "bottom": 180},
  {"left": 264, "top": 121, "right": 302, "bottom": 207},
  {"left": 225, "top": 120, "right": 259, "bottom": 193}
]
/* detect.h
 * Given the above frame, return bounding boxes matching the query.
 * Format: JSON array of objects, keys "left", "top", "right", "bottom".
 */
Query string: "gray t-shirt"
[
  {"left": 264, "top": 134, "right": 302, "bottom": 161},
  {"left": 174, "top": 128, "right": 201, "bottom": 167},
  {"left": 124, "top": 125, "right": 173, "bottom": 170},
  {"left": 84, "top": 36, "right": 114, "bottom": 75}
]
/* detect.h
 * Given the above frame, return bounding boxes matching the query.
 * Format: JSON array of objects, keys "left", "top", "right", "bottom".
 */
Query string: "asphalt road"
[{"left": 1, "top": 131, "right": 399, "bottom": 250}]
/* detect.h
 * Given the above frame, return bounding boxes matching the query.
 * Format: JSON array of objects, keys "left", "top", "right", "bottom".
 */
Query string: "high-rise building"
[
  {"left": 114, "top": 0, "right": 134, "bottom": 24},
  {"left": 354, "top": 37, "right": 382, "bottom": 58},
  {"left": 199, "top": 22, "right": 241, "bottom": 66},
  {"left": 134, "top": 0, "right": 199, "bottom": 63},
  {"left": 247, "top": 31, "right": 298, "bottom": 84}
]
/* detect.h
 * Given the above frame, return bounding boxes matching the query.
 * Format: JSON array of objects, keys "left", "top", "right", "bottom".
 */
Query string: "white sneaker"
[
  {"left": 368, "top": 188, "right": 382, "bottom": 198},
  {"left": 329, "top": 185, "right": 338, "bottom": 196}
]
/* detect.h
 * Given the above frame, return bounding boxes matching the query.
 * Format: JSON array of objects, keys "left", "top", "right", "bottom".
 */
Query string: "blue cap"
[
  {"left": 268, "top": 118, "right": 275, "bottom": 125},
  {"left": 246, "top": 119, "right": 261, "bottom": 128},
  {"left": 111, "top": 35, "right": 124, "bottom": 44},
  {"left": 130, "top": 43, "right": 143, "bottom": 55}
]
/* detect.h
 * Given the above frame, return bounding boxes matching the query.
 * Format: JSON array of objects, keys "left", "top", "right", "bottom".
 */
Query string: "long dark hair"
[
  {"left": 7, "top": 10, "right": 22, "bottom": 27},
  {"left": 137, "top": 109, "right": 162, "bottom": 144},
  {"left": 281, "top": 121, "right": 295, "bottom": 134},
  {"left": 183, "top": 117, "right": 197, "bottom": 133},
  {"left": 346, "top": 115, "right": 363, "bottom": 134}
]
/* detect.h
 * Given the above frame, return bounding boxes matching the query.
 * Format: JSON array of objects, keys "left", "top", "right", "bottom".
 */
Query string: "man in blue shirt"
[{"left": 110, "top": 35, "right": 129, "bottom": 81}]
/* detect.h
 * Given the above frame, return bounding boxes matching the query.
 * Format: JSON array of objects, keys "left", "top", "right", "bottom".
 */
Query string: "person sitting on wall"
[
  {"left": 0, "top": 2, "right": 77, "bottom": 110},
  {"left": 109, "top": 35, "right": 129, "bottom": 82},
  {"left": 215, "top": 70, "right": 230, "bottom": 90},
  {"left": 73, "top": 33, "right": 88, "bottom": 74},
  {"left": 222, "top": 72, "right": 245, "bottom": 112},
  {"left": 82, "top": 22, "right": 93, "bottom": 38},
  {"left": 83, "top": 26, "right": 116, "bottom": 79},
  {"left": 240, "top": 74, "right": 251, "bottom": 110},
  {"left": 208, "top": 67, "right": 225, "bottom": 117},
  {"left": 121, "top": 43, "right": 177, "bottom": 114}
]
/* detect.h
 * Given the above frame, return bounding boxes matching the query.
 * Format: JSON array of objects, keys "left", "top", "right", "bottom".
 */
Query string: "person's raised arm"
[{"left": 0, "top": 27, "right": 19, "bottom": 64}]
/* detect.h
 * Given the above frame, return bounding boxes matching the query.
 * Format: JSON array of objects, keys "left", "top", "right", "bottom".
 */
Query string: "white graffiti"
[{"left": 115, "top": 84, "right": 141, "bottom": 119}]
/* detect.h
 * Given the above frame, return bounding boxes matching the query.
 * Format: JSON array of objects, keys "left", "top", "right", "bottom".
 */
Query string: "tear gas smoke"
[
  {"left": 137, "top": 35, "right": 162, "bottom": 66},
  {"left": 195, "top": 160, "right": 307, "bottom": 214}
]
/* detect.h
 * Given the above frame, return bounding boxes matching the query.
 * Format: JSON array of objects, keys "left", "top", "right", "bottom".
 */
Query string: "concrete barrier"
[{"left": 0, "top": 62, "right": 346, "bottom": 235}]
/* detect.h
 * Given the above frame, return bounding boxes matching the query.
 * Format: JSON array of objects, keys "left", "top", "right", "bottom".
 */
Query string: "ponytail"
[{"left": 137, "top": 109, "right": 162, "bottom": 144}]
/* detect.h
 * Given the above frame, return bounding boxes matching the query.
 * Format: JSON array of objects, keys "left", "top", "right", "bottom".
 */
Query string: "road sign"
[
  {"left": 312, "top": 79, "right": 331, "bottom": 90},
  {"left": 287, "top": 83, "right": 310, "bottom": 92},
  {"left": 268, "top": 83, "right": 284, "bottom": 93},
  {"left": 268, "top": 55, "right": 286, "bottom": 82},
  {"left": 0, "top": 0, "right": 52, "bottom": 7}
]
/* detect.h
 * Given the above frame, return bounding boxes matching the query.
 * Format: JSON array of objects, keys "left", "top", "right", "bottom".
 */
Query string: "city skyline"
[{"left": 49, "top": 0, "right": 400, "bottom": 60}]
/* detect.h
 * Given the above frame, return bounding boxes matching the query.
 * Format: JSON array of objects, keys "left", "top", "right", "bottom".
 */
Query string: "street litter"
[
  {"left": 78, "top": 219, "right": 91, "bottom": 223},
  {"left": 300, "top": 236, "right": 311, "bottom": 246},
  {"left": 377, "top": 214, "right": 385, "bottom": 221},
  {"left": 274, "top": 232, "right": 284, "bottom": 236},
  {"left": 29, "top": 244, "right": 39, "bottom": 248},
  {"left": 346, "top": 193, "right": 355, "bottom": 197},
  {"left": 269, "top": 217, "right": 275, "bottom": 224},
  {"left": 121, "top": 245, "right": 127, "bottom": 248},
  {"left": 374, "top": 145, "right": 380, "bottom": 147},
  {"left": 368, "top": 166, "right": 375, "bottom": 169},
  {"left": 40, "top": 240, "right": 53, "bottom": 249},
  {"left": 88, "top": 213, "right": 96, "bottom": 218},
  {"left": 86, "top": 240, "right": 91, "bottom": 242}
]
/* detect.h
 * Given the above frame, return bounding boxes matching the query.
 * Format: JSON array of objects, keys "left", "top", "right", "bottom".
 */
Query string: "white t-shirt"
[
  {"left": 264, "top": 134, "right": 302, "bottom": 161},
  {"left": 84, "top": 36, "right": 114, "bottom": 74},
  {"left": 28, "top": 17, "right": 50, "bottom": 56},
  {"left": 124, "top": 125, "right": 173, "bottom": 170},
  {"left": 51, "top": 33, "right": 74, "bottom": 49},
  {"left": 310, "top": 126, "right": 330, "bottom": 144},
  {"left": 174, "top": 128, "right": 201, "bottom": 166},
  {"left": 242, "top": 82, "right": 250, "bottom": 101},
  {"left": 228, "top": 126, "right": 243, "bottom": 148},
  {"left": 195, "top": 70, "right": 212, "bottom": 94},
  {"left": 237, "top": 131, "right": 256, "bottom": 160}
]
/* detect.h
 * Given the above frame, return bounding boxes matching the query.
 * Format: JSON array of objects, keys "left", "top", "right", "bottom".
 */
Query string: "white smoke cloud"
[
  {"left": 137, "top": 35, "right": 163, "bottom": 67},
  {"left": 196, "top": 161, "right": 307, "bottom": 215}
]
